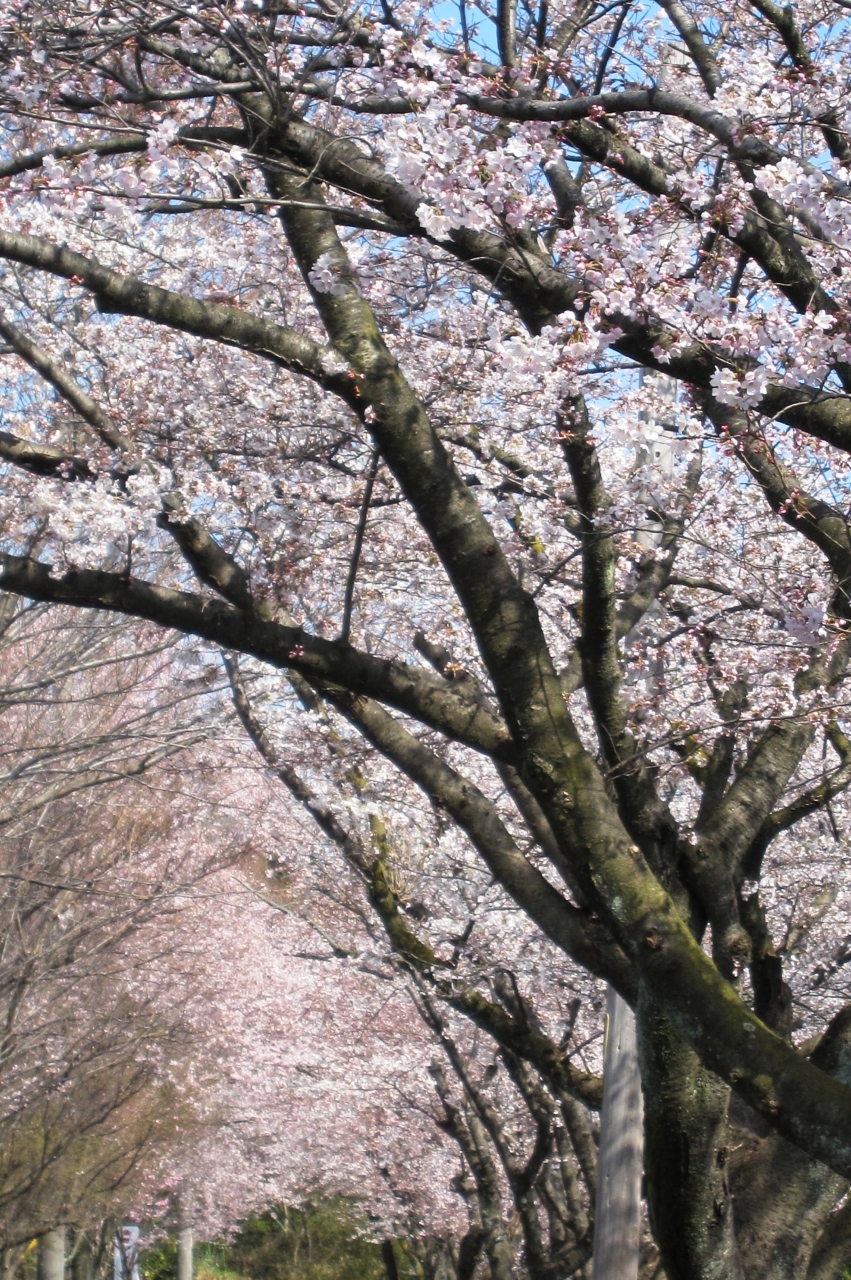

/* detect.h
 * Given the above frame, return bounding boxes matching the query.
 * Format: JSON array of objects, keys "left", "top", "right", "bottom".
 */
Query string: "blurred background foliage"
[{"left": 141, "top": 1200, "right": 404, "bottom": 1280}]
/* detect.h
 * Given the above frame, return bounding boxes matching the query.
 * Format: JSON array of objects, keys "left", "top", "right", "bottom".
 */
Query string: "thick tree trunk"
[
  {"left": 637, "top": 989, "right": 743, "bottom": 1280},
  {"left": 730, "top": 1007, "right": 851, "bottom": 1280},
  {"left": 36, "top": 1230, "right": 64, "bottom": 1280},
  {"left": 728, "top": 1100, "right": 845, "bottom": 1280},
  {"left": 592, "top": 988, "right": 643, "bottom": 1280},
  {"left": 805, "top": 1197, "right": 851, "bottom": 1279}
]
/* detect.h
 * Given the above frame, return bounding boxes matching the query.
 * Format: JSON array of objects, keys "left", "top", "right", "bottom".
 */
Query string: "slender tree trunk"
[
  {"left": 592, "top": 988, "right": 643, "bottom": 1280},
  {"left": 36, "top": 1230, "right": 65, "bottom": 1280},
  {"left": 455, "top": 1229, "right": 484, "bottom": 1280},
  {"left": 381, "top": 1240, "right": 399, "bottom": 1280},
  {"left": 71, "top": 1235, "right": 92, "bottom": 1280}
]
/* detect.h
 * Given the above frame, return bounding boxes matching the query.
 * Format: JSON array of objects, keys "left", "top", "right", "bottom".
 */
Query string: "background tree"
[
  {"left": 0, "top": 604, "right": 482, "bottom": 1275},
  {"left": 227, "top": 652, "right": 658, "bottom": 1280},
  {"left": 0, "top": 603, "right": 225, "bottom": 1248}
]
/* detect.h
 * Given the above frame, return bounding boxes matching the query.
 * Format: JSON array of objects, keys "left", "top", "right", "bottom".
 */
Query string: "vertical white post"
[
  {"left": 114, "top": 1225, "right": 141, "bottom": 1280},
  {"left": 592, "top": 991, "right": 644, "bottom": 1280},
  {"left": 177, "top": 1194, "right": 193, "bottom": 1280},
  {"left": 177, "top": 1227, "right": 193, "bottom": 1280},
  {"left": 592, "top": 372, "right": 678, "bottom": 1277},
  {"left": 37, "top": 1230, "right": 65, "bottom": 1280}
]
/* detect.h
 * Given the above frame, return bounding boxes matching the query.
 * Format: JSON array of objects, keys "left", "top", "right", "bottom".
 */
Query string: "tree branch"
[{"left": 0, "top": 553, "right": 511, "bottom": 755}]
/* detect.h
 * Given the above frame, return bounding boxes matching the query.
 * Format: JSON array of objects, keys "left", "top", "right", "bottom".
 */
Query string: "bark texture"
[
  {"left": 731, "top": 1008, "right": 851, "bottom": 1280},
  {"left": 638, "top": 989, "right": 742, "bottom": 1280}
]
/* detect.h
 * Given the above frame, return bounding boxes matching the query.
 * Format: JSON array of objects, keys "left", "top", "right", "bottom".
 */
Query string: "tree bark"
[
  {"left": 638, "top": 989, "right": 743, "bottom": 1280},
  {"left": 730, "top": 1006, "right": 851, "bottom": 1280},
  {"left": 71, "top": 1236, "right": 92, "bottom": 1280},
  {"left": 806, "top": 1196, "right": 851, "bottom": 1279},
  {"left": 729, "top": 1102, "right": 844, "bottom": 1280}
]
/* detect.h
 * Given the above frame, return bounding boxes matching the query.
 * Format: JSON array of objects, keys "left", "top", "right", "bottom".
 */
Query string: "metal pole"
[{"left": 177, "top": 1227, "right": 192, "bottom": 1280}]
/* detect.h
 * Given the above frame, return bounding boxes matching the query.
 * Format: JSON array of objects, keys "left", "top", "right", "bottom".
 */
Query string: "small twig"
[
  {"left": 593, "top": 0, "right": 632, "bottom": 95},
  {"left": 340, "top": 447, "right": 380, "bottom": 644}
]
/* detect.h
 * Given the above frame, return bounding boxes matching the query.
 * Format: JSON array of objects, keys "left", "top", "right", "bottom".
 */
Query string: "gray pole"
[
  {"left": 177, "top": 1196, "right": 193, "bottom": 1280},
  {"left": 36, "top": 1230, "right": 65, "bottom": 1280},
  {"left": 592, "top": 373, "right": 678, "bottom": 1279},
  {"left": 592, "top": 991, "right": 643, "bottom": 1280},
  {"left": 177, "top": 1227, "right": 193, "bottom": 1280}
]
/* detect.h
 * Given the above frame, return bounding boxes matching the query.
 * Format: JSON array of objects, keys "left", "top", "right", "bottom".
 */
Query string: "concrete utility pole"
[
  {"left": 36, "top": 1230, "right": 65, "bottom": 1280},
  {"left": 592, "top": 373, "right": 678, "bottom": 1280},
  {"left": 177, "top": 1194, "right": 193, "bottom": 1280},
  {"left": 592, "top": 990, "right": 644, "bottom": 1280},
  {"left": 177, "top": 1226, "right": 193, "bottom": 1280}
]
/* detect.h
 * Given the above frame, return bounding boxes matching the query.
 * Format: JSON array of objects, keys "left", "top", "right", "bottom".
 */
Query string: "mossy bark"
[
  {"left": 637, "top": 989, "right": 743, "bottom": 1280},
  {"left": 729, "top": 1007, "right": 851, "bottom": 1280}
]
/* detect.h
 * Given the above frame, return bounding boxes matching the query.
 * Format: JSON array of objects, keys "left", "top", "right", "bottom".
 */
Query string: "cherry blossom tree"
[
  {"left": 0, "top": 602, "right": 244, "bottom": 1251},
  {"left": 2, "top": 2, "right": 851, "bottom": 1275},
  {"left": 226, "top": 654, "right": 610, "bottom": 1279},
  {"left": 159, "top": 868, "right": 461, "bottom": 1249},
  {"left": 0, "top": 603, "right": 468, "bottom": 1273}
]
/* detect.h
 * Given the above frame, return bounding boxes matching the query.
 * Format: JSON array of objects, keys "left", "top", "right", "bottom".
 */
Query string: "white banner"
[{"left": 114, "top": 1226, "right": 141, "bottom": 1280}]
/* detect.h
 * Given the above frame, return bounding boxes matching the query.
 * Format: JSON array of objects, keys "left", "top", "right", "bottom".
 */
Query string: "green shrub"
[
  {"left": 141, "top": 1199, "right": 386, "bottom": 1280},
  {"left": 141, "top": 1237, "right": 178, "bottom": 1280},
  {"left": 226, "top": 1200, "right": 385, "bottom": 1280}
]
